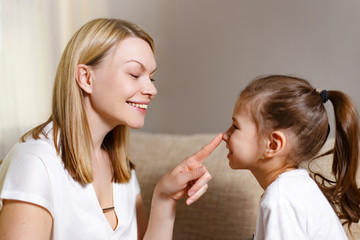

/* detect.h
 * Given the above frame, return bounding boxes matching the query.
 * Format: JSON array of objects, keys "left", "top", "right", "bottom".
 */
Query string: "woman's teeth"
[{"left": 128, "top": 102, "right": 148, "bottom": 110}]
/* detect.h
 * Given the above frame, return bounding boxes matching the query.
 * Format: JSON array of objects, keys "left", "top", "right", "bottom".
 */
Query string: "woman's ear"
[
  {"left": 76, "top": 64, "right": 93, "bottom": 94},
  {"left": 264, "top": 131, "right": 287, "bottom": 158}
]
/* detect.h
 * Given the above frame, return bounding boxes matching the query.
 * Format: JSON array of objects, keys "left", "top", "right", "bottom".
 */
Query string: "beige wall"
[{"left": 107, "top": 0, "right": 360, "bottom": 134}]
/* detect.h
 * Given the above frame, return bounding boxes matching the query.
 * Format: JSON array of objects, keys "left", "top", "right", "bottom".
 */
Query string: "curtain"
[{"left": 0, "top": 0, "right": 108, "bottom": 158}]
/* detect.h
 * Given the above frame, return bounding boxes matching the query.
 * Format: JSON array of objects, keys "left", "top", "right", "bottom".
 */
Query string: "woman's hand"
[
  {"left": 144, "top": 133, "right": 223, "bottom": 240},
  {"left": 154, "top": 132, "right": 223, "bottom": 205}
]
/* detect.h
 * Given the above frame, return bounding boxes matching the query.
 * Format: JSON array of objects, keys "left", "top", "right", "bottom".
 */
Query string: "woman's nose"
[{"left": 141, "top": 80, "right": 157, "bottom": 97}]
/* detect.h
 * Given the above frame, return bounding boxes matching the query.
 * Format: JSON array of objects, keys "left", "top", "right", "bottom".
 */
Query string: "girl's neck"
[{"left": 251, "top": 158, "right": 298, "bottom": 190}]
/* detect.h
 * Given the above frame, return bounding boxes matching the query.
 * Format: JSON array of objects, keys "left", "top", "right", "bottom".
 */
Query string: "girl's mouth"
[{"left": 227, "top": 150, "right": 233, "bottom": 159}]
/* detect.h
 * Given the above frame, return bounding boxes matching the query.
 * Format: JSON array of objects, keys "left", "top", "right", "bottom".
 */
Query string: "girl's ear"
[
  {"left": 264, "top": 131, "right": 286, "bottom": 158},
  {"left": 76, "top": 64, "right": 93, "bottom": 94}
]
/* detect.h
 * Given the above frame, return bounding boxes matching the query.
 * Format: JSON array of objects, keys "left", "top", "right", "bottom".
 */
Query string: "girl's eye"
[
  {"left": 150, "top": 78, "right": 155, "bottom": 82},
  {"left": 233, "top": 125, "right": 239, "bottom": 130},
  {"left": 130, "top": 74, "right": 139, "bottom": 79}
]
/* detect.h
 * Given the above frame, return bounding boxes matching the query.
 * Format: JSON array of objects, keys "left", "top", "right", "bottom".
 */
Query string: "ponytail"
[{"left": 313, "top": 90, "right": 360, "bottom": 227}]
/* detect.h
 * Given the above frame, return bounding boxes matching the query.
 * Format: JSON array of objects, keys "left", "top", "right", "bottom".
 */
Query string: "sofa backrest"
[{"left": 130, "top": 132, "right": 360, "bottom": 240}]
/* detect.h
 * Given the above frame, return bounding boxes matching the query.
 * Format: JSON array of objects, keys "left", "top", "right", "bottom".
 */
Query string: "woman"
[{"left": 0, "top": 18, "right": 222, "bottom": 239}]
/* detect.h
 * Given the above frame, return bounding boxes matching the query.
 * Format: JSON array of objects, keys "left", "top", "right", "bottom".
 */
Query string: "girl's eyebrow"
[
  {"left": 126, "top": 60, "right": 157, "bottom": 74},
  {"left": 232, "top": 117, "right": 241, "bottom": 126}
]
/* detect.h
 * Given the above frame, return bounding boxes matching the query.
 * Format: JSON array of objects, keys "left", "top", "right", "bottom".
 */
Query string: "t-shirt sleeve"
[{"left": 0, "top": 143, "right": 53, "bottom": 215}]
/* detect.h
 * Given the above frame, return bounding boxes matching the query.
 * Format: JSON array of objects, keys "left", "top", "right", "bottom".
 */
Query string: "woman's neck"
[{"left": 83, "top": 96, "right": 117, "bottom": 151}]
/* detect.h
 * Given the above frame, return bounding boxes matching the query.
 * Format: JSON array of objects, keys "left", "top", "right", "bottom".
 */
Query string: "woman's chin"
[{"left": 128, "top": 121, "right": 145, "bottom": 129}]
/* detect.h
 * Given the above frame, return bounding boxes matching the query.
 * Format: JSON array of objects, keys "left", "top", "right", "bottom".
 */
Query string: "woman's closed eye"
[
  {"left": 130, "top": 74, "right": 155, "bottom": 82},
  {"left": 130, "top": 74, "right": 139, "bottom": 79}
]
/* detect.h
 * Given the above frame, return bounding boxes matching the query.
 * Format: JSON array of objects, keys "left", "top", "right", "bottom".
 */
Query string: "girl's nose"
[{"left": 223, "top": 129, "right": 230, "bottom": 142}]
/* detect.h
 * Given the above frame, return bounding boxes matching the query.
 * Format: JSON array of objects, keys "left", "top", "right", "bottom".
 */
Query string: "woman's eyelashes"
[
  {"left": 232, "top": 124, "right": 239, "bottom": 130},
  {"left": 130, "top": 74, "right": 139, "bottom": 79},
  {"left": 129, "top": 72, "right": 155, "bottom": 82}
]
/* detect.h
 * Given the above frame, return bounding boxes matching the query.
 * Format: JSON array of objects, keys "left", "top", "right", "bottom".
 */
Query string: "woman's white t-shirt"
[
  {"left": 0, "top": 125, "right": 140, "bottom": 239},
  {"left": 254, "top": 168, "right": 348, "bottom": 240}
]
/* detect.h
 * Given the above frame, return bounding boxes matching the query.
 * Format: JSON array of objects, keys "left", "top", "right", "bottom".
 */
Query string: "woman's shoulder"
[
  {"left": 15, "top": 137, "right": 56, "bottom": 159},
  {"left": 3, "top": 124, "right": 60, "bottom": 167},
  {"left": 114, "top": 169, "right": 140, "bottom": 195},
  {"left": 115, "top": 169, "right": 138, "bottom": 187}
]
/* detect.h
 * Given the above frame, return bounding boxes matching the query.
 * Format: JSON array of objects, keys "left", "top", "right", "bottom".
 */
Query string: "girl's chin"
[
  {"left": 228, "top": 159, "right": 245, "bottom": 170},
  {"left": 228, "top": 162, "right": 238, "bottom": 169},
  {"left": 228, "top": 158, "right": 235, "bottom": 169}
]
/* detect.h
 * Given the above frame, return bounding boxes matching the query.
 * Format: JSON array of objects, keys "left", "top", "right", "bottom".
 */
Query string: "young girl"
[
  {"left": 0, "top": 18, "right": 222, "bottom": 240},
  {"left": 223, "top": 75, "right": 360, "bottom": 239}
]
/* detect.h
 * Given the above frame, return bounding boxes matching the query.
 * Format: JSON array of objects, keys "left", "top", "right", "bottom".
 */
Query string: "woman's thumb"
[
  {"left": 197, "top": 166, "right": 206, "bottom": 175},
  {"left": 177, "top": 166, "right": 206, "bottom": 187},
  {"left": 188, "top": 165, "right": 206, "bottom": 181}
]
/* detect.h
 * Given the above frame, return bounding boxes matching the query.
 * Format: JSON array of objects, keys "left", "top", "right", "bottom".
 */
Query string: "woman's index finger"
[{"left": 191, "top": 133, "right": 223, "bottom": 163}]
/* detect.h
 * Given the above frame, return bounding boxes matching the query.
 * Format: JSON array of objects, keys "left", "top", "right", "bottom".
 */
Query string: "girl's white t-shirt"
[
  {"left": 254, "top": 168, "right": 348, "bottom": 240},
  {"left": 0, "top": 124, "right": 140, "bottom": 239}
]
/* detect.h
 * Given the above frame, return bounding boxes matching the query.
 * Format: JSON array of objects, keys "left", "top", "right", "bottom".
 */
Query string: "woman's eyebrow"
[{"left": 126, "top": 60, "right": 157, "bottom": 74}]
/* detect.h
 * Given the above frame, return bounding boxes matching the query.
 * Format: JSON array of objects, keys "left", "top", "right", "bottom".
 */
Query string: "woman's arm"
[
  {"left": 0, "top": 199, "right": 52, "bottom": 240},
  {"left": 136, "top": 194, "right": 148, "bottom": 240},
  {"left": 143, "top": 133, "right": 223, "bottom": 240}
]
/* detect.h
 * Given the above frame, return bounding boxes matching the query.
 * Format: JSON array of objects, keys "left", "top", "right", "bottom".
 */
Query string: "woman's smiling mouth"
[{"left": 127, "top": 101, "right": 148, "bottom": 110}]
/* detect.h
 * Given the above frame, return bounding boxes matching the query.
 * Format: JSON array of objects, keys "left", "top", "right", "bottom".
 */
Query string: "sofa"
[
  {"left": 129, "top": 131, "right": 360, "bottom": 240},
  {"left": 0, "top": 131, "right": 359, "bottom": 239}
]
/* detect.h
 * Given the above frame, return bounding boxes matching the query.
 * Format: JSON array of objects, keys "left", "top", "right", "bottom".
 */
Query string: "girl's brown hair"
[
  {"left": 239, "top": 75, "right": 360, "bottom": 227},
  {"left": 22, "top": 18, "right": 154, "bottom": 184}
]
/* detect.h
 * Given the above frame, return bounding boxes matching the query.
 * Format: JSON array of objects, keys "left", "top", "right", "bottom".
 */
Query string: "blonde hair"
[{"left": 23, "top": 18, "right": 154, "bottom": 184}]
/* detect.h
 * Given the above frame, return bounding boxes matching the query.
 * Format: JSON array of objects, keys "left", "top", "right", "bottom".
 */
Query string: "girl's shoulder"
[
  {"left": 262, "top": 168, "right": 322, "bottom": 204},
  {"left": 259, "top": 170, "right": 348, "bottom": 239}
]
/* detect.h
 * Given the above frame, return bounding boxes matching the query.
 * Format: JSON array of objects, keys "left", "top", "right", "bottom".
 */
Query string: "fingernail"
[
  {"left": 187, "top": 199, "right": 194, "bottom": 205},
  {"left": 198, "top": 166, "right": 205, "bottom": 174}
]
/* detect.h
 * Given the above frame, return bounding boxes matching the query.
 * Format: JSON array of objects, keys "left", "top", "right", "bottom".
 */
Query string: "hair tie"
[
  {"left": 315, "top": 89, "right": 328, "bottom": 103},
  {"left": 320, "top": 90, "right": 328, "bottom": 103}
]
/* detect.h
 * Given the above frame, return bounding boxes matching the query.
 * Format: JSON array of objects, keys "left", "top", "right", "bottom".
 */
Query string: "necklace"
[{"left": 102, "top": 206, "right": 115, "bottom": 213}]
